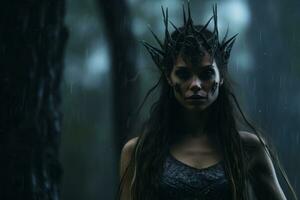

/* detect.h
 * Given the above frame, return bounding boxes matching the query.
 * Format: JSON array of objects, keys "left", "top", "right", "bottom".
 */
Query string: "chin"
[
  {"left": 175, "top": 96, "right": 216, "bottom": 112},
  {"left": 184, "top": 104, "right": 209, "bottom": 111}
]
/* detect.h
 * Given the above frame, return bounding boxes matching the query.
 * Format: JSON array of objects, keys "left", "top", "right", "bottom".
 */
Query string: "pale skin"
[{"left": 120, "top": 52, "right": 287, "bottom": 200}]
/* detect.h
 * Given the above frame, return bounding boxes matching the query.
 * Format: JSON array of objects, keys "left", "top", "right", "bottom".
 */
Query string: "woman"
[{"left": 119, "top": 4, "right": 297, "bottom": 200}]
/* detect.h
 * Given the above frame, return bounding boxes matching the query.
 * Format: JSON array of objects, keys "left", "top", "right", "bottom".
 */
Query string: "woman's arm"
[
  {"left": 119, "top": 137, "right": 138, "bottom": 200},
  {"left": 239, "top": 131, "right": 287, "bottom": 200}
]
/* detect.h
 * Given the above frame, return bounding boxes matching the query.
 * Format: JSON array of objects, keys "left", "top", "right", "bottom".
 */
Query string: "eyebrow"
[{"left": 175, "top": 65, "right": 213, "bottom": 69}]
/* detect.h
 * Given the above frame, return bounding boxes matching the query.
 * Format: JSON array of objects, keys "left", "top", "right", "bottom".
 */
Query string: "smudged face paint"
[{"left": 167, "top": 52, "right": 223, "bottom": 111}]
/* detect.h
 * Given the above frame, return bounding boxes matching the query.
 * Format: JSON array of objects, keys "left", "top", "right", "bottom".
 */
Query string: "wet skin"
[{"left": 166, "top": 52, "right": 223, "bottom": 112}]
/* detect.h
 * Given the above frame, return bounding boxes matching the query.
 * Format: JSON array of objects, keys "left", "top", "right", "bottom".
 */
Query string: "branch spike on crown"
[{"left": 143, "top": 3, "right": 238, "bottom": 72}]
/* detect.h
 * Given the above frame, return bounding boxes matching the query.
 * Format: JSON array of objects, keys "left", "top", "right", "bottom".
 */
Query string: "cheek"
[
  {"left": 174, "top": 83, "right": 183, "bottom": 96},
  {"left": 211, "top": 81, "right": 218, "bottom": 95},
  {"left": 202, "top": 79, "right": 214, "bottom": 90},
  {"left": 170, "top": 73, "right": 187, "bottom": 96},
  {"left": 203, "top": 79, "right": 219, "bottom": 95}
]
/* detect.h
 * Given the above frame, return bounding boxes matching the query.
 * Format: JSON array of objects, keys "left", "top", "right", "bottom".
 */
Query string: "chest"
[
  {"left": 158, "top": 153, "right": 231, "bottom": 200},
  {"left": 169, "top": 140, "right": 222, "bottom": 170}
]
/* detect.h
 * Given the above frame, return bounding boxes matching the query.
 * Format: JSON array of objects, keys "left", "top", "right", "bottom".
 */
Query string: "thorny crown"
[{"left": 142, "top": 2, "right": 238, "bottom": 74}]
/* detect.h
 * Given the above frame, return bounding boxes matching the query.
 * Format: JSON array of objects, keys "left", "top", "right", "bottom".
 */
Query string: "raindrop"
[
  {"left": 259, "top": 31, "right": 262, "bottom": 41},
  {"left": 70, "top": 83, "right": 73, "bottom": 94}
]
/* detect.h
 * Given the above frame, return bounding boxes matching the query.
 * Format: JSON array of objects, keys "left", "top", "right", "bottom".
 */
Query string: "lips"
[{"left": 185, "top": 94, "right": 207, "bottom": 100}]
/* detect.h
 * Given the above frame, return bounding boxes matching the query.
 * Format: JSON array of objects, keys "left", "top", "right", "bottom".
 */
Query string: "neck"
[{"left": 174, "top": 106, "right": 210, "bottom": 138}]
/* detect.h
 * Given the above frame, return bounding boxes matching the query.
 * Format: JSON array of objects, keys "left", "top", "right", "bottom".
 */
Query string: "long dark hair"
[{"left": 118, "top": 5, "right": 297, "bottom": 200}]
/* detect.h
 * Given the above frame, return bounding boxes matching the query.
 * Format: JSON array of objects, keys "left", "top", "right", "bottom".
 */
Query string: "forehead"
[{"left": 174, "top": 52, "right": 214, "bottom": 69}]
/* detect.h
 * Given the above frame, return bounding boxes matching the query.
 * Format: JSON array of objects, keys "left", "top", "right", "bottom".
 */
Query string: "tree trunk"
[
  {"left": 0, "top": 1, "right": 68, "bottom": 200},
  {"left": 97, "top": 0, "right": 138, "bottom": 154}
]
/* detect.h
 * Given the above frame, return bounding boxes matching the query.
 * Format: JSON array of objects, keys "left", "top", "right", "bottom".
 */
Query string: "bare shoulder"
[
  {"left": 238, "top": 131, "right": 276, "bottom": 177},
  {"left": 239, "top": 130, "right": 262, "bottom": 143},
  {"left": 120, "top": 137, "right": 139, "bottom": 177},
  {"left": 239, "top": 131, "right": 265, "bottom": 150},
  {"left": 121, "top": 137, "right": 139, "bottom": 155},
  {"left": 238, "top": 131, "right": 267, "bottom": 168},
  {"left": 238, "top": 133, "right": 286, "bottom": 199}
]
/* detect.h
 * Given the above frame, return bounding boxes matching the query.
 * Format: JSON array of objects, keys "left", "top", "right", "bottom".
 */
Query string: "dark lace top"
[{"left": 158, "top": 151, "right": 231, "bottom": 200}]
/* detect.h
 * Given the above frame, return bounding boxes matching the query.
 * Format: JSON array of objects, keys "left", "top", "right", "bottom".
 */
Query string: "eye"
[
  {"left": 175, "top": 69, "right": 191, "bottom": 80},
  {"left": 199, "top": 69, "right": 215, "bottom": 80}
]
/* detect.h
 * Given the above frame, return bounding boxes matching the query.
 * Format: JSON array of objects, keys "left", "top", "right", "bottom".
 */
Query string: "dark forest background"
[{"left": 1, "top": 0, "right": 299, "bottom": 200}]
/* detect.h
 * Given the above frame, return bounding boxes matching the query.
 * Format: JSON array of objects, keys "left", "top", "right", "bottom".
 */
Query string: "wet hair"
[{"left": 118, "top": 3, "right": 297, "bottom": 200}]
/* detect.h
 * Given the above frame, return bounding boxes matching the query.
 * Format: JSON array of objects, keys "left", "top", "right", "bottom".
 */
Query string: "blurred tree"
[
  {"left": 0, "top": 1, "right": 68, "bottom": 200},
  {"left": 97, "top": 0, "right": 138, "bottom": 154}
]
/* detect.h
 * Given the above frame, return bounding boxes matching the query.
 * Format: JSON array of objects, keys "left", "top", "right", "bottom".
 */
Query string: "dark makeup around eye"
[{"left": 174, "top": 65, "right": 215, "bottom": 81}]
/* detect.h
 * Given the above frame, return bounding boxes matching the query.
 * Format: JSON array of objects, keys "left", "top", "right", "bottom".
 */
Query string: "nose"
[{"left": 190, "top": 76, "right": 202, "bottom": 92}]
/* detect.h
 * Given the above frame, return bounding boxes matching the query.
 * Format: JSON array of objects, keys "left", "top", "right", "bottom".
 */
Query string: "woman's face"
[{"left": 167, "top": 52, "right": 223, "bottom": 111}]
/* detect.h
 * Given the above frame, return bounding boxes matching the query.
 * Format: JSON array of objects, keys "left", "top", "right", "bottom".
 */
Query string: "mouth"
[
  {"left": 185, "top": 95, "right": 207, "bottom": 104},
  {"left": 185, "top": 95, "right": 207, "bottom": 100}
]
